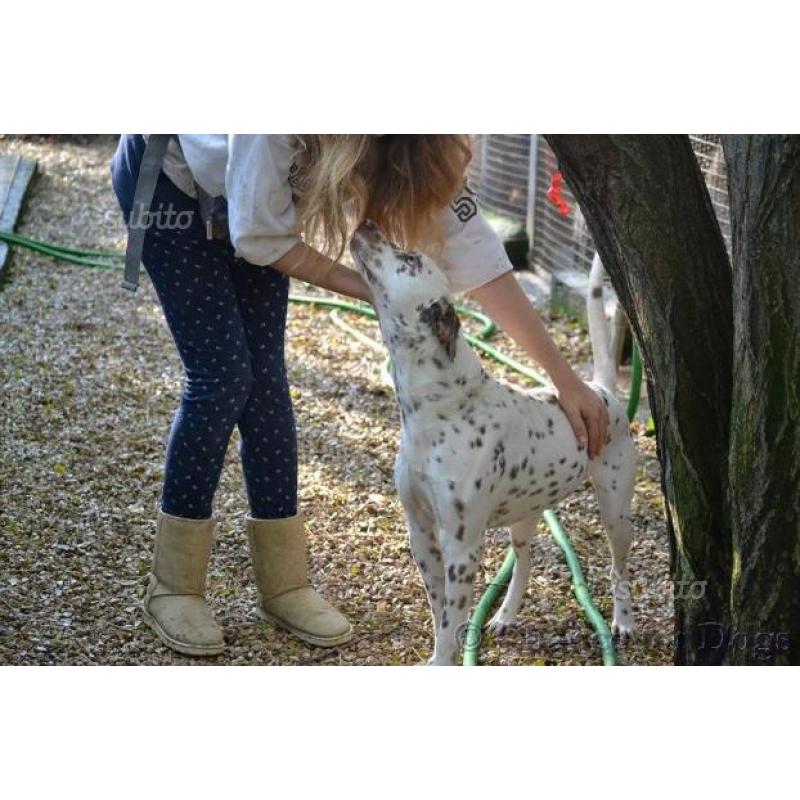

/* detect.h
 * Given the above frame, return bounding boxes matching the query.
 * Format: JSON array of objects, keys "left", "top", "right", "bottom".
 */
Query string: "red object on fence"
[{"left": 547, "top": 171, "right": 571, "bottom": 217}]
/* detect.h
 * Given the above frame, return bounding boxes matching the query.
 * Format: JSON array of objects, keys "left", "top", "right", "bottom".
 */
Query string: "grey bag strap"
[{"left": 122, "top": 134, "right": 172, "bottom": 292}]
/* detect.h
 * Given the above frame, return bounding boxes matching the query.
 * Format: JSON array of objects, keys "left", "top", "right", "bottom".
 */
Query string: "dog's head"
[{"left": 350, "top": 220, "right": 461, "bottom": 361}]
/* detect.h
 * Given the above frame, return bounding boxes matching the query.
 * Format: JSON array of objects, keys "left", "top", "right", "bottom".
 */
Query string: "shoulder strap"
[{"left": 122, "top": 134, "right": 172, "bottom": 292}]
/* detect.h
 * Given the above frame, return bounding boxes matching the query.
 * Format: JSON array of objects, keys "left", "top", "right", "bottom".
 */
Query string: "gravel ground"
[{"left": 0, "top": 135, "right": 674, "bottom": 665}]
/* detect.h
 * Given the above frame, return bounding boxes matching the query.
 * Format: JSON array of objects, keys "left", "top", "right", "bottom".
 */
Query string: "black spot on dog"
[
  {"left": 456, "top": 524, "right": 465, "bottom": 541},
  {"left": 591, "top": 286, "right": 603, "bottom": 298},
  {"left": 458, "top": 595, "right": 467, "bottom": 610}
]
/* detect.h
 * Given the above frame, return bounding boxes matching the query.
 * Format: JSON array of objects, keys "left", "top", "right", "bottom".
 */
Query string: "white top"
[{"left": 161, "top": 134, "right": 513, "bottom": 295}]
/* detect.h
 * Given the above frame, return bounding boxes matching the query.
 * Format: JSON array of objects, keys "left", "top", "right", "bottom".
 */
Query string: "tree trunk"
[
  {"left": 545, "top": 135, "right": 734, "bottom": 664},
  {"left": 723, "top": 135, "right": 800, "bottom": 665}
]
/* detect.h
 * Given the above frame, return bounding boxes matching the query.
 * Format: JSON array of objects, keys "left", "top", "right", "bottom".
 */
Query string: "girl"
[{"left": 111, "top": 134, "right": 609, "bottom": 657}]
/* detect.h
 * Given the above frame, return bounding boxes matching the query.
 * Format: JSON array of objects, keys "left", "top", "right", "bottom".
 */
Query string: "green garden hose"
[
  {"left": 0, "top": 229, "right": 127, "bottom": 271},
  {"left": 544, "top": 509, "right": 617, "bottom": 665},
  {"left": 462, "top": 549, "right": 517, "bottom": 666},
  {"left": 2, "top": 229, "right": 641, "bottom": 667},
  {"left": 627, "top": 341, "right": 643, "bottom": 422}
]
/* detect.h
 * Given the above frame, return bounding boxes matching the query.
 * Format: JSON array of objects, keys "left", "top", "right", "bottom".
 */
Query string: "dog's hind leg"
[
  {"left": 589, "top": 434, "right": 637, "bottom": 638},
  {"left": 486, "top": 514, "right": 540, "bottom": 635}
]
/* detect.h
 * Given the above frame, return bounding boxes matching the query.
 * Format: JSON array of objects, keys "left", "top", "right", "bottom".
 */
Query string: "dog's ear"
[{"left": 420, "top": 297, "right": 461, "bottom": 361}]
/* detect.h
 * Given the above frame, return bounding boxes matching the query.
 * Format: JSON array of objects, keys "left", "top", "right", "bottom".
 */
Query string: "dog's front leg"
[
  {"left": 431, "top": 522, "right": 484, "bottom": 666},
  {"left": 396, "top": 461, "right": 445, "bottom": 652},
  {"left": 407, "top": 511, "right": 445, "bottom": 636}
]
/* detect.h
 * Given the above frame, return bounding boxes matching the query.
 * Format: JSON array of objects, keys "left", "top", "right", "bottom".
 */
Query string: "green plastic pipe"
[
  {"left": 0, "top": 229, "right": 123, "bottom": 260},
  {"left": 462, "top": 549, "right": 516, "bottom": 666},
  {"left": 543, "top": 509, "right": 617, "bottom": 666},
  {"left": 627, "top": 341, "right": 643, "bottom": 422},
  {"left": 0, "top": 229, "right": 128, "bottom": 271}
]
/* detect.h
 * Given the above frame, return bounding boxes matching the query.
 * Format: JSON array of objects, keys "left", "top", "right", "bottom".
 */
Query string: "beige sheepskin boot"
[
  {"left": 142, "top": 509, "right": 224, "bottom": 656},
  {"left": 247, "top": 513, "right": 353, "bottom": 647}
]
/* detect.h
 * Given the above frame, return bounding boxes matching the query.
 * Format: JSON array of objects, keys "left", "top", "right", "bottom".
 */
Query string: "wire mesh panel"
[
  {"left": 469, "top": 134, "right": 732, "bottom": 278},
  {"left": 468, "top": 134, "right": 530, "bottom": 222},
  {"left": 528, "top": 134, "right": 732, "bottom": 276},
  {"left": 529, "top": 138, "right": 595, "bottom": 276},
  {"left": 690, "top": 134, "right": 731, "bottom": 248}
]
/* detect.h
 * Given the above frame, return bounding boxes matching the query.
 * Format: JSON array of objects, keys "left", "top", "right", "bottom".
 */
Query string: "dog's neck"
[{"left": 380, "top": 312, "right": 485, "bottom": 423}]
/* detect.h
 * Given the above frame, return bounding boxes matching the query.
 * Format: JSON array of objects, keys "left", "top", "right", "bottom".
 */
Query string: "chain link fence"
[{"left": 469, "top": 134, "right": 731, "bottom": 278}]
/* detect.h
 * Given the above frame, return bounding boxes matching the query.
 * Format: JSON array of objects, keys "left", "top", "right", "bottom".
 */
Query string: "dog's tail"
[{"left": 587, "top": 252, "right": 617, "bottom": 392}]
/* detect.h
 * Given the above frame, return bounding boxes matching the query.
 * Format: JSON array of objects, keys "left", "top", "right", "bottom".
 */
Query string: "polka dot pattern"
[{"left": 140, "top": 192, "right": 298, "bottom": 521}]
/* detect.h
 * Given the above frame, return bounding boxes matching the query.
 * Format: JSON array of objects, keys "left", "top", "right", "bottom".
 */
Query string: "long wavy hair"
[{"left": 293, "top": 135, "right": 472, "bottom": 260}]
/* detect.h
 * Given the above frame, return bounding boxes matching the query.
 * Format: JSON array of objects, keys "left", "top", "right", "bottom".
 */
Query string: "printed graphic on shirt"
[{"left": 450, "top": 180, "right": 478, "bottom": 223}]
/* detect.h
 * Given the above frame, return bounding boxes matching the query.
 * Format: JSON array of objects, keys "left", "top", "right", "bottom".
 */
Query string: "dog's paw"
[
  {"left": 611, "top": 617, "right": 636, "bottom": 640},
  {"left": 486, "top": 614, "right": 517, "bottom": 636}
]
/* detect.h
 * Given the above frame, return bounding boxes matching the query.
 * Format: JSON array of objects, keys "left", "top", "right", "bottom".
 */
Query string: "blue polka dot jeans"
[{"left": 112, "top": 135, "right": 298, "bottom": 520}]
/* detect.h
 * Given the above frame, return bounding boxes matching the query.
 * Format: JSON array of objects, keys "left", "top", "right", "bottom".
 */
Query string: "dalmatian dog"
[{"left": 350, "top": 221, "right": 636, "bottom": 665}]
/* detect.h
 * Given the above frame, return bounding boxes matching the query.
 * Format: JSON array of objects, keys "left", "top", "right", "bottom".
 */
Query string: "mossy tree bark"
[
  {"left": 546, "top": 134, "right": 800, "bottom": 664},
  {"left": 545, "top": 135, "right": 736, "bottom": 664},
  {"left": 723, "top": 135, "right": 800, "bottom": 664}
]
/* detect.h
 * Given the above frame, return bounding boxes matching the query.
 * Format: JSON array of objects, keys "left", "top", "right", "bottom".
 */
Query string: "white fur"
[{"left": 351, "top": 222, "right": 637, "bottom": 665}]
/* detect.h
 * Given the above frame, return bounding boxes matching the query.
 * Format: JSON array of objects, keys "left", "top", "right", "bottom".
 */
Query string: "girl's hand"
[
  {"left": 469, "top": 271, "right": 610, "bottom": 458},
  {"left": 552, "top": 372, "right": 610, "bottom": 459}
]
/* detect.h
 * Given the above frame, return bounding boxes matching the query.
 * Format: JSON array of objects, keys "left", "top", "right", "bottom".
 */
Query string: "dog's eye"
[{"left": 402, "top": 254, "right": 421, "bottom": 269}]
